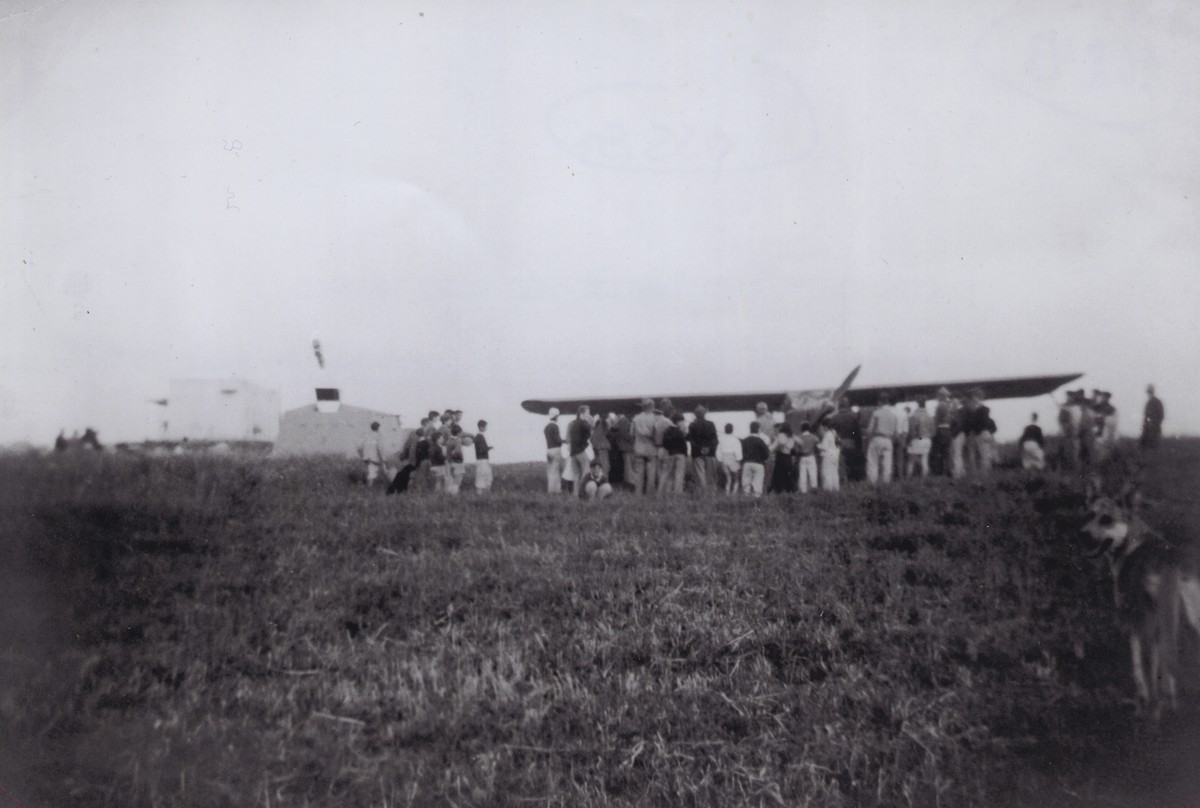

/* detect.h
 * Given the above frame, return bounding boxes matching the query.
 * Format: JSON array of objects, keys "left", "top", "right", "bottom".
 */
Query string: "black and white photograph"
[{"left": 2, "top": 1, "right": 1199, "bottom": 805}]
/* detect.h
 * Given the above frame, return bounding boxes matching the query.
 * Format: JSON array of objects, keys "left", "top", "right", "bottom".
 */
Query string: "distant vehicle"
[{"left": 521, "top": 366, "right": 1084, "bottom": 429}]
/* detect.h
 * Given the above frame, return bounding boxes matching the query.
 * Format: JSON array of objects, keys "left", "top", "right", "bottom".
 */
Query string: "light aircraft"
[{"left": 521, "top": 367, "right": 1083, "bottom": 429}]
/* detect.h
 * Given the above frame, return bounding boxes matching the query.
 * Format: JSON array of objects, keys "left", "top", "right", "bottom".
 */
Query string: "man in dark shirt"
[
  {"left": 473, "top": 420, "right": 494, "bottom": 492},
  {"left": 590, "top": 413, "right": 612, "bottom": 473},
  {"left": 567, "top": 406, "right": 594, "bottom": 497},
  {"left": 1141, "top": 384, "right": 1164, "bottom": 450},
  {"left": 544, "top": 408, "right": 564, "bottom": 494},
  {"left": 962, "top": 388, "right": 994, "bottom": 477},
  {"left": 740, "top": 421, "right": 770, "bottom": 497},
  {"left": 659, "top": 413, "right": 689, "bottom": 494},
  {"left": 687, "top": 406, "right": 720, "bottom": 492},
  {"left": 827, "top": 396, "right": 862, "bottom": 484},
  {"left": 1019, "top": 412, "right": 1045, "bottom": 471}
]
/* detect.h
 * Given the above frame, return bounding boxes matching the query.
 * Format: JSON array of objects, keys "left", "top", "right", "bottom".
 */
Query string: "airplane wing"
[
  {"left": 842, "top": 372, "right": 1083, "bottom": 408},
  {"left": 521, "top": 370, "right": 1082, "bottom": 416},
  {"left": 521, "top": 391, "right": 786, "bottom": 416}
]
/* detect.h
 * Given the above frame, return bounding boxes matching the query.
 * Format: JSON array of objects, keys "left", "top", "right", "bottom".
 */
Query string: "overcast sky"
[{"left": 3, "top": 0, "right": 1197, "bottom": 458}]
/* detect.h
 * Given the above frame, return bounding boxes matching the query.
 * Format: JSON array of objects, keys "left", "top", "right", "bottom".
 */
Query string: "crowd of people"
[
  {"left": 541, "top": 383, "right": 1167, "bottom": 499},
  {"left": 542, "top": 387, "right": 1005, "bottom": 498},
  {"left": 359, "top": 383, "right": 1167, "bottom": 500},
  {"left": 359, "top": 408, "right": 494, "bottom": 496}
]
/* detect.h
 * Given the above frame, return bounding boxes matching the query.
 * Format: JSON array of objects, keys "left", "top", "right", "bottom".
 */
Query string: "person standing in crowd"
[
  {"left": 631, "top": 398, "right": 660, "bottom": 495},
  {"left": 473, "top": 420, "right": 493, "bottom": 492},
  {"left": 931, "top": 388, "right": 953, "bottom": 476},
  {"left": 828, "top": 396, "right": 861, "bottom": 485},
  {"left": 1093, "top": 392, "right": 1118, "bottom": 464},
  {"left": 428, "top": 433, "right": 448, "bottom": 493},
  {"left": 769, "top": 423, "right": 797, "bottom": 494},
  {"left": 687, "top": 406, "right": 719, "bottom": 492},
  {"left": 445, "top": 424, "right": 467, "bottom": 494},
  {"left": 1019, "top": 412, "right": 1045, "bottom": 470},
  {"left": 948, "top": 396, "right": 967, "bottom": 479},
  {"left": 962, "top": 388, "right": 994, "bottom": 476},
  {"left": 655, "top": 400, "right": 676, "bottom": 488},
  {"left": 906, "top": 398, "right": 935, "bottom": 478},
  {"left": 590, "top": 410, "right": 611, "bottom": 474},
  {"left": 740, "top": 422, "right": 770, "bottom": 497},
  {"left": 817, "top": 421, "right": 841, "bottom": 491},
  {"left": 865, "top": 393, "right": 898, "bottom": 486},
  {"left": 755, "top": 402, "right": 777, "bottom": 488},
  {"left": 567, "top": 406, "right": 594, "bottom": 497},
  {"left": 612, "top": 411, "right": 634, "bottom": 489},
  {"left": 1078, "top": 392, "right": 1097, "bottom": 468},
  {"left": 359, "top": 420, "right": 385, "bottom": 487},
  {"left": 893, "top": 405, "right": 910, "bottom": 480},
  {"left": 718, "top": 423, "right": 743, "bottom": 494},
  {"left": 1141, "top": 384, "right": 1164, "bottom": 449},
  {"left": 544, "top": 407, "right": 565, "bottom": 494},
  {"left": 658, "top": 413, "right": 689, "bottom": 494},
  {"left": 1058, "top": 390, "right": 1083, "bottom": 471},
  {"left": 795, "top": 422, "right": 820, "bottom": 494}
]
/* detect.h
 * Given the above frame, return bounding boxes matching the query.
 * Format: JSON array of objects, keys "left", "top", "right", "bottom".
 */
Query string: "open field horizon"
[{"left": 2, "top": 439, "right": 1198, "bottom": 807}]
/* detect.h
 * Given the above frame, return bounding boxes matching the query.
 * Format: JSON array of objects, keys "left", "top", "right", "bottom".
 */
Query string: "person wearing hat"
[
  {"left": 631, "top": 397, "right": 660, "bottom": 495},
  {"left": 687, "top": 405, "right": 719, "bottom": 492},
  {"left": 1141, "top": 385, "right": 1164, "bottom": 450},
  {"left": 544, "top": 407, "right": 565, "bottom": 494},
  {"left": 359, "top": 420, "right": 386, "bottom": 486}
]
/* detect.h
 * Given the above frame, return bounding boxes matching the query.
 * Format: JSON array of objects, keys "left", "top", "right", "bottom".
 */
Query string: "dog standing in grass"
[{"left": 1079, "top": 488, "right": 1200, "bottom": 715}]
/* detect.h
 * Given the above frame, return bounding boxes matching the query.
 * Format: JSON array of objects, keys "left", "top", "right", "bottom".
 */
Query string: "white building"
[{"left": 160, "top": 378, "right": 280, "bottom": 443}]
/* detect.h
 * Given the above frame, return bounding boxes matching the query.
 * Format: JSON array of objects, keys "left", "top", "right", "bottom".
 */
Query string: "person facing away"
[
  {"left": 740, "top": 421, "right": 770, "bottom": 497},
  {"left": 611, "top": 411, "right": 636, "bottom": 488},
  {"left": 827, "top": 395, "right": 862, "bottom": 484},
  {"left": 931, "top": 387, "right": 954, "bottom": 477},
  {"left": 658, "top": 412, "right": 689, "bottom": 495},
  {"left": 795, "top": 422, "right": 820, "bottom": 494},
  {"left": 906, "top": 398, "right": 935, "bottom": 478},
  {"left": 590, "top": 411, "right": 611, "bottom": 473},
  {"left": 567, "top": 405, "right": 594, "bottom": 497},
  {"left": 1141, "top": 384, "right": 1164, "bottom": 449},
  {"left": 359, "top": 421, "right": 385, "bottom": 486},
  {"left": 1020, "top": 412, "right": 1045, "bottom": 470},
  {"left": 717, "top": 423, "right": 743, "bottom": 494},
  {"left": 817, "top": 422, "right": 840, "bottom": 492},
  {"left": 865, "top": 393, "right": 898, "bottom": 486},
  {"left": 769, "top": 423, "right": 797, "bottom": 494},
  {"left": 630, "top": 398, "right": 660, "bottom": 495},
  {"left": 544, "top": 408, "right": 565, "bottom": 494},
  {"left": 687, "top": 406, "right": 720, "bottom": 492}
]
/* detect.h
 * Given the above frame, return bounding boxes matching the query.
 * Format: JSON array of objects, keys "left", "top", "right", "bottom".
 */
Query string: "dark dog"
[{"left": 1079, "top": 490, "right": 1200, "bottom": 715}]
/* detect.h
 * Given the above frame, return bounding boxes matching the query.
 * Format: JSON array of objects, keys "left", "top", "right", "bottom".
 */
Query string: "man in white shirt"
[
  {"left": 717, "top": 423, "right": 743, "bottom": 494},
  {"left": 866, "top": 393, "right": 898, "bottom": 486}
]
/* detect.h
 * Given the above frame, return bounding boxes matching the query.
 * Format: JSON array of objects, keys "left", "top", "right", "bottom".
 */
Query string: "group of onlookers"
[
  {"left": 360, "top": 408, "right": 494, "bottom": 495},
  {"left": 543, "top": 388, "right": 1007, "bottom": 498}
]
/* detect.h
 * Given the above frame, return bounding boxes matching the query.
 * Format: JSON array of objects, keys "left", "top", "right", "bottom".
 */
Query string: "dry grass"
[{"left": 1, "top": 441, "right": 1197, "bottom": 807}]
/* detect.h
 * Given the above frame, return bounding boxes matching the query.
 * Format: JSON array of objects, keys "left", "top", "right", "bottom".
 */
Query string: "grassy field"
[{"left": 1, "top": 440, "right": 1198, "bottom": 807}]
